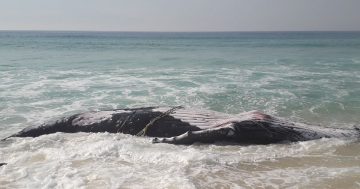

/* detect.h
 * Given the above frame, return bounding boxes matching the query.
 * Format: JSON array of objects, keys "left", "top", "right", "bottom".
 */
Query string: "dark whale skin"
[{"left": 5, "top": 107, "right": 360, "bottom": 145}]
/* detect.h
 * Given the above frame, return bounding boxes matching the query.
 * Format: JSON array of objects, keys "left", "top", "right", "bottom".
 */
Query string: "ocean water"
[{"left": 0, "top": 31, "right": 359, "bottom": 188}]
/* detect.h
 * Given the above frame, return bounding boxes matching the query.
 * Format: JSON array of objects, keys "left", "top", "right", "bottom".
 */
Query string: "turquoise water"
[
  {"left": 1, "top": 31, "right": 359, "bottom": 131},
  {"left": 1, "top": 31, "right": 360, "bottom": 188}
]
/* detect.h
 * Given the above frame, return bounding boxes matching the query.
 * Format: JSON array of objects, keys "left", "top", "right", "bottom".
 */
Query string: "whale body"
[{"left": 5, "top": 106, "right": 359, "bottom": 144}]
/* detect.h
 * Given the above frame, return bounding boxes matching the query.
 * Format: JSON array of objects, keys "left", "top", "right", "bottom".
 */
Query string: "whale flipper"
[{"left": 152, "top": 127, "right": 235, "bottom": 144}]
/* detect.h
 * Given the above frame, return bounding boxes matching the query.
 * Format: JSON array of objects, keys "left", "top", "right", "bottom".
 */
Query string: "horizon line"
[{"left": 1, "top": 29, "right": 360, "bottom": 33}]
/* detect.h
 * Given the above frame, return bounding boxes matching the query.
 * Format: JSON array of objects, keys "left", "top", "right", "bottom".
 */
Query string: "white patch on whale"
[
  {"left": 72, "top": 110, "right": 131, "bottom": 126},
  {"left": 153, "top": 107, "right": 233, "bottom": 129}
]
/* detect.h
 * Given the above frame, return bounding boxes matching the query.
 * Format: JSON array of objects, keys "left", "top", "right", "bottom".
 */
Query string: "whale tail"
[
  {"left": 1, "top": 135, "right": 13, "bottom": 141},
  {"left": 1, "top": 116, "right": 76, "bottom": 141},
  {"left": 1, "top": 127, "right": 46, "bottom": 141}
]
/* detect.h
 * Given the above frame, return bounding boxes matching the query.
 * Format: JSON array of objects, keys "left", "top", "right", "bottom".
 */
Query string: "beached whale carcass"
[{"left": 4, "top": 106, "right": 359, "bottom": 144}]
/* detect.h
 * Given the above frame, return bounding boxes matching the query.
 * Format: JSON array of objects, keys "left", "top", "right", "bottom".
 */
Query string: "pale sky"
[{"left": 0, "top": 0, "right": 359, "bottom": 31}]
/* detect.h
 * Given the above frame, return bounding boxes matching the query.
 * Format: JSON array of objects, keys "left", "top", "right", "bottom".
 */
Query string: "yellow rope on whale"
[{"left": 136, "top": 106, "right": 183, "bottom": 136}]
